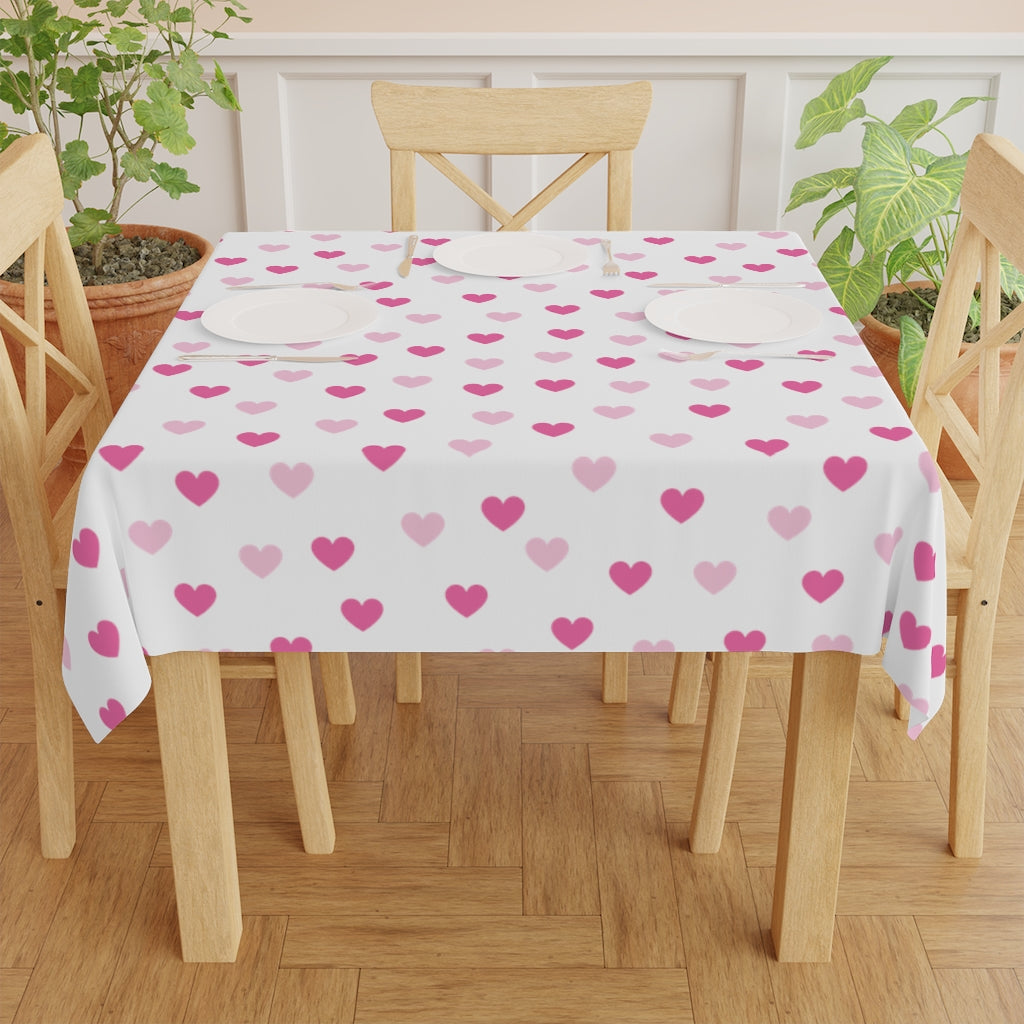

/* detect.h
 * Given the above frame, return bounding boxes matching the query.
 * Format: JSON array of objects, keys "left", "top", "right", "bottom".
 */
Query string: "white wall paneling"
[{"left": 24, "top": 35, "right": 1021, "bottom": 259}]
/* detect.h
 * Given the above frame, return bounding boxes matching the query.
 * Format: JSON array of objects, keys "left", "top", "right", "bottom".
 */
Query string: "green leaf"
[
  {"left": 812, "top": 192, "right": 855, "bottom": 239},
  {"left": 897, "top": 315, "right": 928, "bottom": 402},
  {"left": 933, "top": 95, "right": 992, "bottom": 131},
  {"left": 120, "top": 148, "right": 155, "bottom": 183},
  {"left": 60, "top": 139, "right": 104, "bottom": 197},
  {"left": 817, "top": 225, "right": 885, "bottom": 322},
  {"left": 150, "top": 161, "right": 200, "bottom": 199},
  {"left": 854, "top": 122, "right": 967, "bottom": 254},
  {"left": 106, "top": 24, "right": 146, "bottom": 53},
  {"left": 889, "top": 99, "right": 938, "bottom": 144},
  {"left": 68, "top": 207, "right": 120, "bottom": 247},
  {"left": 1001, "top": 256, "right": 1024, "bottom": 301},
  {"left": 784, "top": 167, "right": 858, "bottom": 212},
  {"left": 795, "top": 56, "right": 891, "bottom": 149},
  {"left": 163, "top": 48, "right": 206, "bottom": 95},
  {"left": 209, "top": 62, "right": 241, "bottom": 111},
  {"left": 133, "top": 80, "right": 194, "bottom": 154}
]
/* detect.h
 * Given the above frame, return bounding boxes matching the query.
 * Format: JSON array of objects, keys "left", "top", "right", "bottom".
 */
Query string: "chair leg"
[
  {"left": 275, "top": 652, "right": 335, "bottom": 855},
  {"left": 395, "top": 652, "right": 422, "bottom": 703},
  {"left": 602, "top": 652, "right": 629, "bottom": 703},
  {"left": 152, "top": 651, "right": 242, "bottom": 962},
  {"left": 34, "top": 652, "right": 76, "bottom": 857},
  {"left": 319, "top": 652, "right": 355, "bottom": 725},
  {"left": 771, "top": 651, "right": 860, "bottom": 962},
  {"left": 668, "top": 651, "right": 707, "bottom": 724},
  {"left": 948, "top": 596, "right": 995, "bottom": 858},
  {"left": 689, "top": 652, "right": 749, "bottom": 852}
]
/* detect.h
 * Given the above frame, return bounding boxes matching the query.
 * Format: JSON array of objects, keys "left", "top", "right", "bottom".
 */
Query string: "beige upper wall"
[{"left": 231, "top": 0, "right": 1022, "bottom": 33}]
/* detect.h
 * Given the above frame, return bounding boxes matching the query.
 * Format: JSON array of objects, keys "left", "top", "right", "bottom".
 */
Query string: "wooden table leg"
[
  {"left": 602, "top": 652, "right": 629, "bottom": 703},
  {"left": 771, "top": 651, "right": 860, "bottom": 962},
  {"left": 395, "top": 652, "right": 422, "bottom": 703},
  {"left": 689, "top": 651, "right": 750, "bottom": 853},
  {"left": 668, "top": 650, "right": 707, "bottom": 724},
  {"left": 151, "top": 651, "right": 242, "bottom": 963}
]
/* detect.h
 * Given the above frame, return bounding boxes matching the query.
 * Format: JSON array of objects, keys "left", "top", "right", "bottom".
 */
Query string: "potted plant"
[
  {"left": 784, "top": 56, "right": 1022, "bottom": 475},
  {"left": 0, "top": 0, "right": 249, "bottom": 413}
]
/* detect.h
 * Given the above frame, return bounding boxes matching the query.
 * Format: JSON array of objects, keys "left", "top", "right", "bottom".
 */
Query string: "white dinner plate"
[
  {"left": 201, "top": 289, "right": 377, "bottom": 344},
  {"left": 432, "top": 233, "right": 590, "bottom": 277},
  {"left": 644, "top": 288, "right": 823, "bottom": 345}
]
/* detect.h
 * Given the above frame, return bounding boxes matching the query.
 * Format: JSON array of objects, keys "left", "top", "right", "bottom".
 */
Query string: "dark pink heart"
[
  {"left": 362, "top": 444, "right": 405, "bottom": 470},
  {"left": 660, "top": 487, "right": 704, "bottom": 523},
  {"left": 532, "top": 421, "right": 574, "bottom": 437},
  {"left": 311, "top": 536, "right": 355, "bottom": 570},
  {"left": 99, "top": 444, "right": 143, "bottom": 470}
]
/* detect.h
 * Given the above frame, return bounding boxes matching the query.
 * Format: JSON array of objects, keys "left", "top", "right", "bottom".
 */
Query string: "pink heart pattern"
[{"left": 60, "top": 230, "right": 946, "bottom": 743}]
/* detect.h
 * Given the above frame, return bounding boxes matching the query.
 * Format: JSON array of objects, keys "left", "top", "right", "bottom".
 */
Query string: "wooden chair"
[
  {"left": 0, "top": 134, "right": 353, "bottom": 860},
  {"left": 900, "top": 132, "right": 1024, "bottom": 858},
  {"left": 676, "top": 132, "right": 1024, "bottom": 860},
  {"left": 370, "top": 79, "right": 652, "bottom": 232},
  {"left": 371, "top": 80, "right": 653, "bottom": 701}
]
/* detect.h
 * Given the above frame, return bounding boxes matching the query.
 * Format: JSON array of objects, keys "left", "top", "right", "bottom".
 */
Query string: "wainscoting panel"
[{"left": 14, "top": 35, "right": 1021, "bottom": 258}]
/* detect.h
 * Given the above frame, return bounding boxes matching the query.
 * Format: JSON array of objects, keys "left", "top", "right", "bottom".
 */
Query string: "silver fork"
[{"left": 600, "top": 239, "right": 620, "bottom": 277}]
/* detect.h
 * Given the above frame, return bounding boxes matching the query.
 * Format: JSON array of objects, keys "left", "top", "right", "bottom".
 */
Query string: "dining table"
[{"left": 61, "top": 228, "right": 947, "bottom": 963}]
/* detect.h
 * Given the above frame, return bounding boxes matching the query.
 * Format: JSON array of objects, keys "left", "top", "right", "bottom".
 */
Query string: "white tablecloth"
[{"left": 63, "top": 231, "right": 947, "bottom": 741}]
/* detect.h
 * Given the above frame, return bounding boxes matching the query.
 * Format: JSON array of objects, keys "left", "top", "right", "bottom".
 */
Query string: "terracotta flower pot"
[
  {"left": 1, "top": 224, "right": 212, "bottom": 447},
  {"left": 2, "top": 224, "right": 212, "bottom": 464},
  {"left": 858, "top": 282, "right": 1016, "bottom": 481}
]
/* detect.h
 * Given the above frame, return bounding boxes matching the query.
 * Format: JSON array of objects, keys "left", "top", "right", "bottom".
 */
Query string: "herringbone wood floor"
[{"left": 1, "top": 485, "right": 1022, "bottom": 1024}]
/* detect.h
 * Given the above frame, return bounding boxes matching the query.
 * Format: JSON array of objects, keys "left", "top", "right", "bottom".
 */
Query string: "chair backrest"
[
  {"left": 370, "top": 80, "right": 653, "bottom": 231},
  {"left": 910, "top": 133, "right": 1024, "bottom": 590},
  {"left": 0, "top": 134, "right": 112, "bottom": 617}
]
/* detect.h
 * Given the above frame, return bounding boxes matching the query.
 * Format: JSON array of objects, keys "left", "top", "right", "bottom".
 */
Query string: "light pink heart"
[
  {"left": 694, "top": 560, "right": 736, "bottom": 594},
  {"left": 650, "top": 433, "right": 692, "bottom": 448},
  {"left": 526, "top": 537, "right": 568, "bottom": 571},
  {"left": 449, "top": 439, "right": 492, "bottom": 457},
  {"left": 632, "top": 640, "right": 675, "bottom": 652},
  {"left": 787, "top": 414, "right": 828, "bottom": 429},
  {"left": 316, "top": 418, "right": 357, "bottom": 433},
  {"left": 270, "top": 462, "right": 314, "bottom": 496},
  {"left": 401, "top": 512, "right": 445, "bottom": 546},
  {"left": 572, "top": 456, "right": 616, "bottom": 491},
  {"left": 767, "top": 505, "right": 811, "bottom": 540},
  {"left": 473, "top": 410, "right": 513, "bottom": 425},
  {"left": 128, "top": 519, "right": 172, "bottom": 553},
  {"left": 239, "top": 544, "right": 283, "bottom": 577},
  {"left": 874, "top": 528, "right": 904, "bottom": 564}
]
